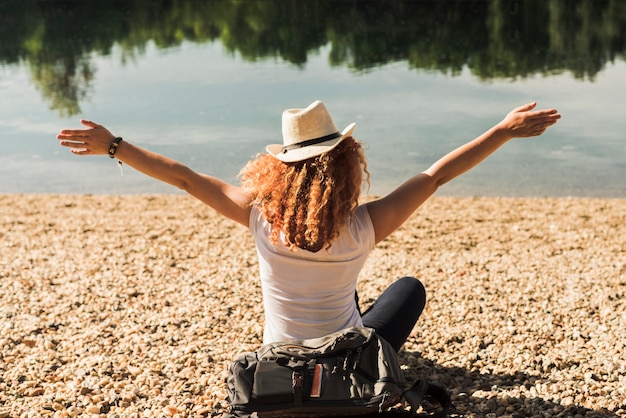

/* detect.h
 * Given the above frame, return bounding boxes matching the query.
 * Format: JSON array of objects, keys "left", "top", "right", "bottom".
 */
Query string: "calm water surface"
[{"left": 0, "top": 1, "right": 624, "bottom": 198}]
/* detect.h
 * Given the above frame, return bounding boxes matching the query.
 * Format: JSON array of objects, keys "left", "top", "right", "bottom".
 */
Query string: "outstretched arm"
[
  {"left": 365, "top": 102, "right": 561, "bottom": 244},
  {"left": 56, "top": 120, "right": 253, "bottom": 226}
]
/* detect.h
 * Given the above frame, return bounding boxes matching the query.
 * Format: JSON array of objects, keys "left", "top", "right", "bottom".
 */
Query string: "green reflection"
[{"left": 0, "top": 0, "right": 624, "bottom": 116}]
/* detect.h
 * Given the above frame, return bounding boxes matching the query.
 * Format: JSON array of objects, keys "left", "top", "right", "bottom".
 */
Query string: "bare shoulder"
[{"left": 364, "top": 173, "right": 437, "bottom": 244}]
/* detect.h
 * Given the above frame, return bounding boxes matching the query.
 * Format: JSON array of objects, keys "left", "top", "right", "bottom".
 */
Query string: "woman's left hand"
[{"left": 56, "top": 120, "right": 116, "bottom": 156}]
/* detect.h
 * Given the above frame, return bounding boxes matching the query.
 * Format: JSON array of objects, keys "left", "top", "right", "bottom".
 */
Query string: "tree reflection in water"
[{"left": 0, "top": 0, "right": 624, "bottom": 116}]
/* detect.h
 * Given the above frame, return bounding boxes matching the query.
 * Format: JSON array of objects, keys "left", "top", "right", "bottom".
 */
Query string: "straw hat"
[{"left": 266, "top": 100, "right": 356, "bottom": 162}]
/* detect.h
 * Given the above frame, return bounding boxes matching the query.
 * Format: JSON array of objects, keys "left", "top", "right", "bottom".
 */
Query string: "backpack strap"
[{"left": 403, "top": 379, "right": 452, "bottom": 417}]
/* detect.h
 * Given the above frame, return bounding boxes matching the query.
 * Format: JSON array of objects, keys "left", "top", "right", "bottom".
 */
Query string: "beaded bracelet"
[{"left": 108, "top": 137, "right": 123, "bottom": 158}]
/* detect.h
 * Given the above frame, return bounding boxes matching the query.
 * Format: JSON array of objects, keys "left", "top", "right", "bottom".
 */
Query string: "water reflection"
[{"left": 1, "top": 0, "right": 625, "bottom": 116}]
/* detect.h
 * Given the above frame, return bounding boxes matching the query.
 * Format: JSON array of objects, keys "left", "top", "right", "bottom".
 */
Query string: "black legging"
[{"left": 358, "top": 276, "right": 426, "bottom": 352}]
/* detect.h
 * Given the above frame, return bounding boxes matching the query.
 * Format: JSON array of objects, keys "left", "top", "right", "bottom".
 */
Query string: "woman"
[{"left": 56, "top": 100, "right": 560, "bottom": 352}]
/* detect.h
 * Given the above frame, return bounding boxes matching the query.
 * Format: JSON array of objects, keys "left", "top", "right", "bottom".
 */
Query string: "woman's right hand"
[
  {"left": 56, "top": 119, "right": 117, "bottom": 156},
  {"left": 497, "top": 102, "right": 561, "bottom": 139}
]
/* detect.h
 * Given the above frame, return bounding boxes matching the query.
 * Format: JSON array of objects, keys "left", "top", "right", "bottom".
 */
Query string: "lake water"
[{"left": 1, "top": 1, "right": 624, "bottom": 198}]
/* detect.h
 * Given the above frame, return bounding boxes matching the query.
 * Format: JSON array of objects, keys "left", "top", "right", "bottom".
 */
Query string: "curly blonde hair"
[{"left": 239, "top": 137, "right": 370, "bottom": 252}]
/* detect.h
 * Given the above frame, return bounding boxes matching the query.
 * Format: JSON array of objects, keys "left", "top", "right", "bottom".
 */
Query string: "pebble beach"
[{"left": 1, "top": 194, "right": 625, "bottom": 417}]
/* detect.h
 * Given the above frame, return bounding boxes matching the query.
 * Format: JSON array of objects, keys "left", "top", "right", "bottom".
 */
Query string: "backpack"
[{"left": 225, "top": 327, "right": 451, "bottom": 417}]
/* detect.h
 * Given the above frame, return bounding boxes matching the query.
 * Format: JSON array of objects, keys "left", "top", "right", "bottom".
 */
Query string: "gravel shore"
[{"left": 1, "top": 194, "right": 624, "bottom": 417}]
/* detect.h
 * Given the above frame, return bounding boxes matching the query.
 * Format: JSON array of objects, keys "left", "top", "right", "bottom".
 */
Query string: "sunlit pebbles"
[{"left": 0, "top": 194, "right": 624, "bottom": 417}]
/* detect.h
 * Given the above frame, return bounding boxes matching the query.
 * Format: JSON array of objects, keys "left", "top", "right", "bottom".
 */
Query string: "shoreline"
[{"left": 1, "top": 194, "right": 625, "bottom": 417}]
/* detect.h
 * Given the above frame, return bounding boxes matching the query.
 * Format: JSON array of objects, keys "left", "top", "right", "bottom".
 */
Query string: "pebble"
[
  {"left": 84, "top": 405, "right": 101, "bottom": 414},
  {"left": 1, "top": 194, "right": 624, "bottom": 417}
]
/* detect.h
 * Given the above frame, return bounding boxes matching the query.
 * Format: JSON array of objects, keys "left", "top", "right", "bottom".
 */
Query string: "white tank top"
[{"left": 249, "top": 204, "right": 376, "bottom": 343}]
